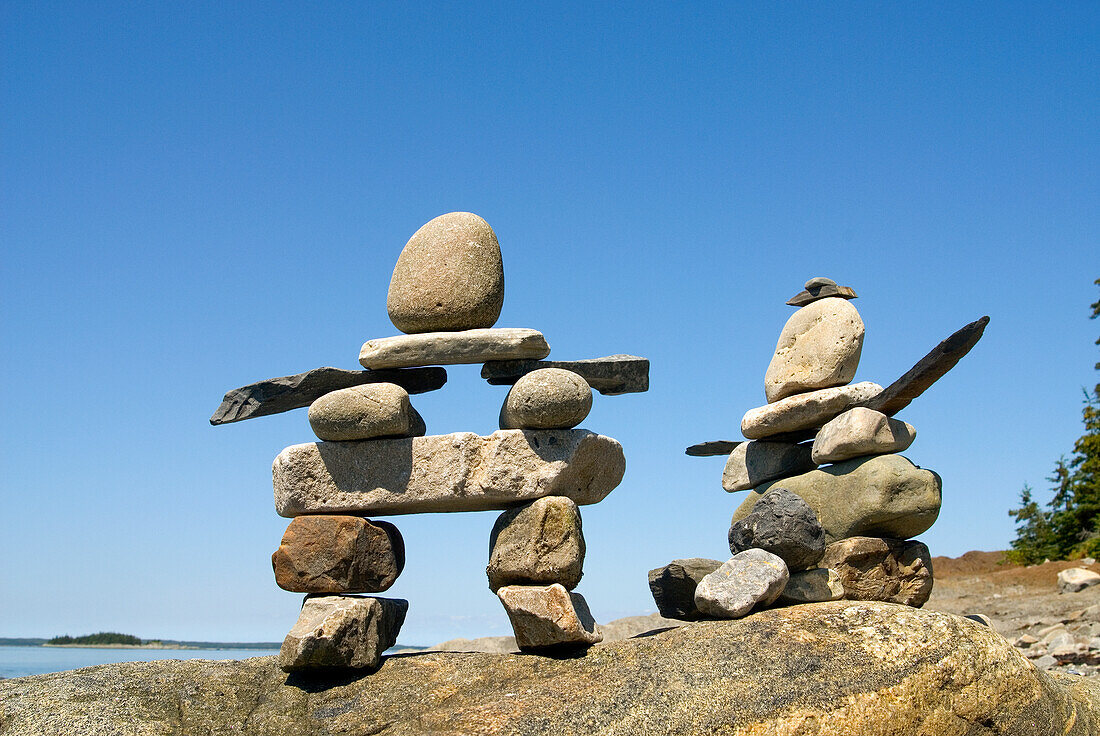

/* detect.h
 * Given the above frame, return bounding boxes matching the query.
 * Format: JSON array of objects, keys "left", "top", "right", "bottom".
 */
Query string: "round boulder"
[
  {"left": 500, "top": 368, "right": 592, "bottom": 430},
  {"left": 307, "top": 383, "right": 412, "bottom": 441},
  {"left": 387, "top": 212, "right": 505, "bottom": 334}
]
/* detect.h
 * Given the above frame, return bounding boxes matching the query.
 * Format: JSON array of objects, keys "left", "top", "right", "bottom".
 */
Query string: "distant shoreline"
[{"left": 42, "top": 643, "right": 199, "bottom": 650}]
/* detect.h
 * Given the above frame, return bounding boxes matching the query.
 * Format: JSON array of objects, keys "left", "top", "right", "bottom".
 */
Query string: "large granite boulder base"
[
  {"left": 10, "top": 602, "right": 1098, "bottom": 735},
  {"left": 733, "top": 454, "right": 942, "bottom": 543},
  {"left": 274, "top": 429, "right": 625, "bottom": 516},
  {"left": 277, "top": 595, "right": 407, "bottom": 672},
  {"left": 648, "top": 557, "right": 722, "bottom": 620},
  {"left": 272, "top": 516, "right": 404, "bottom": 593},
  {"left": 764, "top": 296, "right": 865, "bottom": 402},
  {"left": 487, "top": 495, "right": 585, "bottom": 591},
  {"left": 386, "top": 211, "right": 505, "bottom": 334}
]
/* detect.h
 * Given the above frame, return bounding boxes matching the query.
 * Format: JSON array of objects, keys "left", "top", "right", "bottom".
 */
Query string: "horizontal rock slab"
[
  {"left": 482, "top": 354, "right": 650, "bottom": 395},
  {"left": 359, "top": 328, "right": 550, "bottom": 370},
  {"left": 210, "top": 366, "right": 447, "bottom": 425},
  {"left": 278, "top": 595, "right": 407, "bottom": 672},
  {"left": 273, "top": 429, "right": 625, "bottom": 517},
  {"left": 786, "top": 277, "right": 859, "bottom": 307},
  {"left": 272, "top": 516, "right": 404, "bottom": 594},
  {"left": 7, "top": 602, "right": 1100, "bottom": 735},
  {"left": 741, "top": 382, "right": 883, "bottom": 440},
  {"left": 685, "top": 440, "right": 741, "bottom": 457},
  {"left": 811, "top": 406, "right": 916, "bottom": 464},
  {"left": 722, "top": 440, "right": 816, "bottom": 492},
  {"left": 733, "top": 454, "right": 942, "bottom": 543},
  {"left": 648, "top": 558, "right": 723, "bottom": 621},
  {"left": 497, "top": 583, "right": 602, "bottom": 650},
  {"left": 856, "top": 316, "right": 989, "bottom": 417}
]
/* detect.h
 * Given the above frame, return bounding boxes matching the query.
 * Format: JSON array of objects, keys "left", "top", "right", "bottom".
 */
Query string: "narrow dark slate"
[
  {"left": 210, "top": 366, "right": 447, "bottom": 425},
  {"left": 481, "top": 354, "right": 649, "bottom": 395},
  {"left": 856, "top": 316, "right": 989, "bottom": 417},
  {"left": 685, "top": 441, "right": 741, "bottom": 457}
]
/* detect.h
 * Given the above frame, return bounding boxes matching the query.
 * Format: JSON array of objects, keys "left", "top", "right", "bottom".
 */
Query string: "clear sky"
[{"left": 2, "top": 3, "right": 1097, "bottom": 645}]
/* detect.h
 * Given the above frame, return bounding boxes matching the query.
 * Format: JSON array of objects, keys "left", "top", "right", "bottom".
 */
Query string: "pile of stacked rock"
[
  {"left": 213, "top": 212, "right": 648, "bottom": 671},
  {"left": 654, "top": 278, "right": 987, "bottom": 621}
]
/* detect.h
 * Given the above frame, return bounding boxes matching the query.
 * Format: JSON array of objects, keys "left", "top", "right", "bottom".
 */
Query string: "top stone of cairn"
[{"left": 387, "top": 212, "right": 505, "bottom": 334}]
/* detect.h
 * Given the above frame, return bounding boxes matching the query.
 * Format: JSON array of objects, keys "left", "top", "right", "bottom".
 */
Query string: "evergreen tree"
[{"left": 1007, "top": 279, "right": 1100, "bottom": 563}]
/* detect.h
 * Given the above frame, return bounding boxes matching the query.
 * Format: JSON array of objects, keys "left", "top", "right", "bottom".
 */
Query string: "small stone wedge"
[
  {"left": 685, "top": 440, "right": 742, "bottom": 457},
  {"left": 210, "top": 366, "right": 447, "bottom": 425}
]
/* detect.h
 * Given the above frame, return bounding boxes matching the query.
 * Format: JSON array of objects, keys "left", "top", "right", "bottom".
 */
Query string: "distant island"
[
  {"left": 47, "top": 632, "right": 143, "bottom": 647},
  {"left": 8, "top": 632, "right": 285, "bottom": 650}
]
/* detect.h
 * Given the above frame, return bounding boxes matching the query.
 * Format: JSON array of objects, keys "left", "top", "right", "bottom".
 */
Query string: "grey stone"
[
  {"left": 805, "top": 277, "right": 837, "bottom": 289},
  {"left": 307, "top": 383, "right": 412, "bottom": 441},
  {"left": 734, "top": 454, "right": 942, "bottom": 543},
  {"left": 1059, "top": 568, "right": 1100, "bottom": 593},
  {"left": 386, "top": 212, "right": 505, "bottom": 334},
  {"left": 496, "top": 583, "right": 602, "bottom": 650},
  {"left": 272, "top": 516, "right": 404, "bottom": 594},
  {"left": 482, "top": 354, "right": 649, "bottom": 396},
  {"left": 777, "top": 568, "right": 845, "bottom": 604},
  {"left": 820, "top": 537, "right": 934, "bottom": 607},
  {"left": 499, "top": 368, "right": 592, "bottom": 430},
  {"left": 741, "top": 382, "right": 883, "bottom": 440},
  {"left": 1033, "top": 654, "right": 1059, "bottom": 670},
  {"left": 811, "top": 407, "right": 916, "bottom": 464},
  {"left": 647, "top": 558, "right": 723, "bottom": 621},
  {"left": 728, "top": 487, "right": 825, "bottom": 571},
  {"left": 685, "top": 440, "right": 741, "bottom": 457},
  {"left": 786, "top": 282, "right": 858, "bottom": 307},
  {"left": 487, "top": 496, "right": 585, "bottom": 592},
  {"left": 273, "top": 429, "right": 625, "bottom": 517},
  {"left": 722, "top": 441, "right": 816, "bottom": 492},
  {"left": 856, "top": 316, "right": 990, "bottom": 417},
  {"left": 359, "top": 328, "right": 550, "bottom": 370},
  {"left": 277, "top": 595, "right": 407, "bottom": 672},
  {"left": 209, "top": 366, "right": 446, "bottom": 425},
  {"left": 693, "top": 549, "right": 789, "bottom": 619},
  {"left": 9, "top": 602, "right": 1100, "bottom": 736},
  {"left": 765, "top": 297, "right": 865, "bottom": 402}
]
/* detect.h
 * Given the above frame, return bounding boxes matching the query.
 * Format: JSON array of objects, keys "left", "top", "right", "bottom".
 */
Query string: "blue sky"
[{"left": 2, "top": 3, "right": 1097, "bottom": 645}]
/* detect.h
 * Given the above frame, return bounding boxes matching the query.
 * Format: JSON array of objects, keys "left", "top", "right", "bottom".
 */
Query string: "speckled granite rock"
[{"left": 6, "top": 602, "right": 1097, "bottom": 735}]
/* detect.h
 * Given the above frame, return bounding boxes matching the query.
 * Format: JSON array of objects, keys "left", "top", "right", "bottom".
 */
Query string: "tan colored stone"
[
  {"left": 499, "top": 368, "right": 592, "bottom": 430},
  {"left": 273, "top": 429, "right": 625, "bottom": 517},
  {"left": 722, "top": 440, "right": 816, "bottom": 492},
  {"left": 272, "top": 516, "right": 404, "bottom": 594},
  {"left": 811, "top": 406, "right": 916, "bottom": 464},
  {"left": 386, "top": 212, "right": 504, "bottom": 334},
  {"left": 359, "top": 328, "right": 550, "bottom": 370},
  {"left": 733, "top": 454, "right": 941, "bottom": 543},
  {"left": 307, "top": 383, "right": 412, "bottom": 441},
  {"left": 765, "top": 297, "right": 865, "bottom": 402},
  {"left": 777, "top": 567, "right": 845, "bottom": 604},
  {"left": 277, "top": 595, "right": 407, "bottom": 672},
  {"left": 497, "top": 583, "right": 602, "bottom": 649},
  {"left": 741, "top": 382, "right": 882, "bottom": 440},
  {"left": 821, "top": 537, "right": 934, "bottom": 607},
  {"left": 487, "top": 496, "right": 584, "bottom": 592}
]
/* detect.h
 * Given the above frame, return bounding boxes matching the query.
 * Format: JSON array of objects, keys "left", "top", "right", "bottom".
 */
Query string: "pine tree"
[{"left": 1007, "top": 279, "right": 1100, "bottom": 562}]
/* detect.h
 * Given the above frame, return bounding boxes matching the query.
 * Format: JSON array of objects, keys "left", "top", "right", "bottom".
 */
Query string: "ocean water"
[{"left": 0, "top": 646, "right": 281, "bottom": 679}]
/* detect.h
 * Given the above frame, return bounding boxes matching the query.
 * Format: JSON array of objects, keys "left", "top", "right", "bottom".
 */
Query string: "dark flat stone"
[
  {"left": 786, "top": 284, "right": 857, "bottom": 307},
  {"left": 210, "top": 366, "right": 447, "bottom": 425},
  {"left": 857, "top": 316, "right": 989, "bottom": 417},
  {"left": 481, "top": 354, "right": 649, "bottom": 395},
  {"left": 685, "top": 441, "right": 741, "bottom": 457}
]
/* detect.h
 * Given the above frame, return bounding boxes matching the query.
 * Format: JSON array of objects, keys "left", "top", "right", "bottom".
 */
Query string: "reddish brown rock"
[
  {"left": 820, "top": 536, "right": 934, "bottom": 607},
  {"left": 272, "top": 516, "right": 404, "bottom": 594}
]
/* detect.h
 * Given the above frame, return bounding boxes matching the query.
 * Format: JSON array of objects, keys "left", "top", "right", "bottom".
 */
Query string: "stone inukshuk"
[
  {"left": 657, "top": 277, "right": 987, "bottom": 621},
  {"left": 213, "top": 212, "right": 648, "bottom": 670}
]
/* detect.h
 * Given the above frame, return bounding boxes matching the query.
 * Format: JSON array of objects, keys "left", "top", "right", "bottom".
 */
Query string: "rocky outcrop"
[{"left": 4, "top": 602, "right": 1099, "bottom": 735}]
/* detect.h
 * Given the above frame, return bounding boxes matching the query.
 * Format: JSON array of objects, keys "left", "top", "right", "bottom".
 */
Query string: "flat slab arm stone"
[
  {"left": 273, "top": 429, "right": 625, "bottom": 517},
  {"left": 482, "top": 355, "right": 650, "bottom": 395},
  {"left": 856, "top": 316, "right": 989, "bottom": 417},
  {"left": 359, "top": 328, "right": 550, "bottom": 370},
  {"left": 685, "top": 440, "right": 742, "bottom": 457},
  {"left": 210, "top": 366, "right": 447, "bottom": 425}
]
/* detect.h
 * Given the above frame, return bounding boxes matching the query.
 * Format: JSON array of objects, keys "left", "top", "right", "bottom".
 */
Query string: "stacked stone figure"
[
  {"left": 213, "top": 212, "right": 648, "bottom": 671},
  {"left": 655, "top": 278, "right": 987, "bottom": 621}
]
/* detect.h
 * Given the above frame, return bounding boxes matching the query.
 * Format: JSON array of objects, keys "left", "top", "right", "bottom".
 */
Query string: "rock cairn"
[
  {"left": 656, "top": 277, "right": 988, "bottom": 621},
  {"left": 212, "top": 212, "right": 648, "bottom": 670}
]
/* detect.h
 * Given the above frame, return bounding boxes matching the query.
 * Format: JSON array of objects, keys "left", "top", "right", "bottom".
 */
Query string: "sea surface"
[{"left": 0, "top": 645, "right": 282, "bottom": 679}]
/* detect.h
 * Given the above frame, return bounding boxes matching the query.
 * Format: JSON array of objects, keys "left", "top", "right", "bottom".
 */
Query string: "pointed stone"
[
  {"left": 210, "top": 366, "right": 446, "bottom": 425},
  {"left": 359, "top": 328, "right": 550, "bottom": 370}
]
